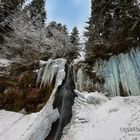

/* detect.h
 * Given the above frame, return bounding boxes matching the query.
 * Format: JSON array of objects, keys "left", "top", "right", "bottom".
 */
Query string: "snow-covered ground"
[
  {"left": 61, "top": 90, "right": 140, "bottom": 140},
  {"left": 0, "top": 88, "right": 140, "bottom": 140},
  {"left": 0, "top": 108, "right": 59, "bottom": 140}
]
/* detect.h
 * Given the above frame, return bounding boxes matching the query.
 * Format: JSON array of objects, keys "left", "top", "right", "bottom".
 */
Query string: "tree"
[
  {"left": 70, "top": 26, "right": 80, "bottom": 47},
  {"left": 45, "top": 22, "right": 79, "bottom": 61},
  {"left": 85, "top": 0, "right": 140, "bottom": 62},
  {"left": 29, "top": 0, "right": 46, "bottom": 26}
]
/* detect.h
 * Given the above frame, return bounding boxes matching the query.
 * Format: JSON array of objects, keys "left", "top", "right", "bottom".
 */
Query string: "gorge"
[{"left": 0, "top": 0, "right": 140, "bottom": 140}]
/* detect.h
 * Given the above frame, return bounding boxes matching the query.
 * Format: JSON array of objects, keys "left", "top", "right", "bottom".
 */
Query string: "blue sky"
[{"left": 46, "top": 0, "right": 91, "bottom": 34}]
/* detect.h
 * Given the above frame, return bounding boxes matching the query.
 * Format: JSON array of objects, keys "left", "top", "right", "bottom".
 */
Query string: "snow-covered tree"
[{"left": 45, "top": 22, "right": 79, "bottom": 61}]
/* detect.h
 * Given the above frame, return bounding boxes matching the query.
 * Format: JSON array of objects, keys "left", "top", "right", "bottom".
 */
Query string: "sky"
[{"left": 46, "top": 0, "right": 91, "bottom": 35}]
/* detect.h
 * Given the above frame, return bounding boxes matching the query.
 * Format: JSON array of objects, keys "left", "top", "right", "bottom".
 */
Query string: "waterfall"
[
  {"left": 36, "top": 58, "right": 76, "bottom": 140},
  {"left": 46, "top": 64, "right": 76, "bottom": 140}
]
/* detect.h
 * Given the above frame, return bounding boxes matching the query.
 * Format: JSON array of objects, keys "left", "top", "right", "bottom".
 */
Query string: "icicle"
[
  {"left": 94, "top": 48, "right": 140, "bottom": 96},
  {"left": 75, "top": 67, "right": 94, "bottom": 92},
  {"left": 74, "top": 48, "right": 140, "bottom": 97},
  {"left": 36, "top": 67, "right": 43, "bottom": 88},
  {"left": 37, "top": 59, "right": 67, "bottom": 90}
]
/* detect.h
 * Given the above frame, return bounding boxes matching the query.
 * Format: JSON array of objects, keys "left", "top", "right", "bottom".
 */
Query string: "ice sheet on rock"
[
  {"left": 61, "top": 91, "right": 140, "bottom": 140},
  {"left": 94, "top": 48, "right": 140, "bottom": 96}
]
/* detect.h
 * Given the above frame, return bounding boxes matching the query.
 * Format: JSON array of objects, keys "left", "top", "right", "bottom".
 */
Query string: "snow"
[
  {"left": 0, "top": 59, "right": 11, "bottom": 68},
  {"left": 22, "top": 0, "right": 33, "bottom": 9},
  {"left": 74, "top": 90, "right": 108, "bottom": 104},
  {"left": 39, "top": 60, "right": 49, "bottom": 66},
  {"left": 61, "top": 91, "right": 140, "bottom": 140},
  {"left": 0, "top": 59, "right": 11, "bottom": 76},
  {"left": 0, "top": 109, "right": 59, "bottom": 140}
]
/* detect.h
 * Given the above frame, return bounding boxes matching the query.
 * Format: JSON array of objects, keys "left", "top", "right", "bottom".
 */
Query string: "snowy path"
[{"left": 61, "top": 91, "right": 140, "bottom": 140}]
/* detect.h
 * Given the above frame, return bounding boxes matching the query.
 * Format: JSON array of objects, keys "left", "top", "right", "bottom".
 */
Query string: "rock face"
[{"left": 85, "top": 0, "right": 140, "bottom": 61}]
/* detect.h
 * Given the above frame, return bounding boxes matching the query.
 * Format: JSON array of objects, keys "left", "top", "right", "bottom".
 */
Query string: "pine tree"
[
  {"left": 29, "top": 0, "right": 46, "bottom": 26},
  {"left": 63, "top": 25, "right": 69, "bottom": 35},
  {"left": 70, "top": 26, "right": 80, "bottom": 46}
]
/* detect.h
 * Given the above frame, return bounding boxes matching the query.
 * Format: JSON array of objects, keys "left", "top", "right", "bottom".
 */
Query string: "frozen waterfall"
[
  {"left": 94, "top": 48, "right": 140, "bottom": 96},
  {"left": 36, "top": 59, "right": 67, "bottom": 91},
  {"left": 74, "top": 48, "right": 140, "bottom": 97}
]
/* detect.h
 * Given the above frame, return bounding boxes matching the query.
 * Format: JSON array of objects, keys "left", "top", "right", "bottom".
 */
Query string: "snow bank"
[
  {"left": 74, "top": 90, "right": 108, "bottom": 104},
  {"left": 61, "top": 91, "right": 140, "bottom": 140}
]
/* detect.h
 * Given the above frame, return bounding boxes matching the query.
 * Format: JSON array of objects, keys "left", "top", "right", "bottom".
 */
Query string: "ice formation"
[
  {"left": 73, "top": 61, "right": 96, "bottom": 92},
  {"left": 38, "top": 59, "right": 67, "bottom": 90},
  {"left": 74, "top": 48, "right": 140, "bottom": 96},
  {"left": 0, "top": 107, "right": 59, "bottom": 140},
  {"left": 75, "top": 68, "right": 95, "bottom": 92},
  {"left": 94, "top": 48, "right": 140, "bottom": 96}
]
